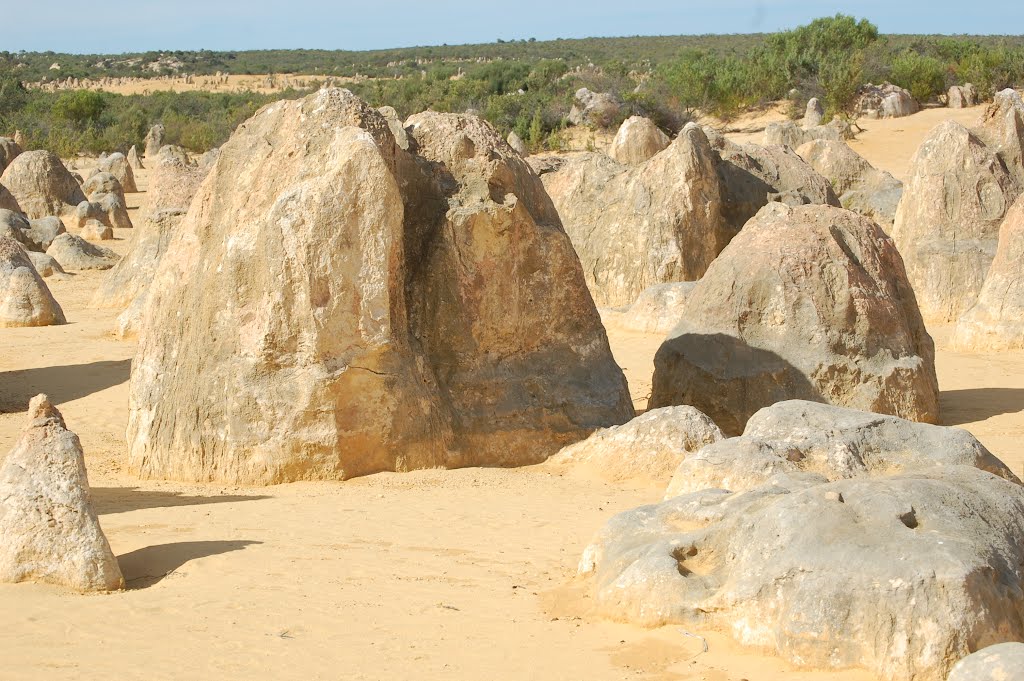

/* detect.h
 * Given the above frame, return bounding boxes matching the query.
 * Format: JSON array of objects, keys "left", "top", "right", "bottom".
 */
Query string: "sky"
[{"left": 7, "top": 0, "right": 1024, "bottom": 54}]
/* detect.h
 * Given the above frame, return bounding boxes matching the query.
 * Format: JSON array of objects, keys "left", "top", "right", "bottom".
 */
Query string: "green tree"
[
  {"left": 52, "top": 90, "right": 107, "bottom": 128},
  {"left": 890, "top": 50, "right": 946, "bottom": 103}
]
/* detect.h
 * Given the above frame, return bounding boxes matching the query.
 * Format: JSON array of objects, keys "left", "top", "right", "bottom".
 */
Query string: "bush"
[{"left": 889, "top": 50, "right": 946, "bottom": 103}]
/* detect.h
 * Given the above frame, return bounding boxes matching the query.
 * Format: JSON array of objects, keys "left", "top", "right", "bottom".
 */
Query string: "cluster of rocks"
[
  {"left": 567, "top": 88, "right": 622, "bottom": 128},
  {"left": 124, "top": 88, "right": 634, "bottom": 485},
  {"left": 649, "top": 202, "right": 938, "bottom": 435},
  {"left": 575, "top": 399, "right": 1024, "bottom": 681},
  {"left": 893, "top": 89, "right": 1024, "bottom": 335},
  {"left": 856, "top": 82, "right": 919, "bottom": 119}
]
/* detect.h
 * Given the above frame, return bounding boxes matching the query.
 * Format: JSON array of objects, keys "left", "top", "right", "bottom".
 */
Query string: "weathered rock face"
[
  {"left": 539, "top": 125, "right": 725, "bottom": 308},
  {"left": 0, "top": 237, "right": 65, "bottom": 327},
  {"left": 548, "top": 406, "right": 723, "bottom": 483},
  {"left": 506, "top": 131, "right": 528, "bottom": 156},
  {"left": 0, "top": 209, "right": 32, "bottom": 248},
  {"left": 705, "top": 130, "right": 840, "bottom": 237},
  {"left": 27, "top": 251, "right": 68, "bottom": 278},
  {"left": 972, "top": 88, "right": 1024, "bottom": 190},
  {"left": 46, "top": 233, "right": 119, "bottom": 271},
  {"left": 608, "top": 116, "right": 670, "bottom": 165},
  {"left": 601, "top": 281, "right": 696, "bottom": 335},
  {"left": 96, "top": 152, "right": 138, "bottom": 193},
  {"left": 649, "top": 203, "right": 938, "bottom": 435},
  {"left": 953, "top": 194, "right": 1024, "bottom": 350},
  {"left": 144, "top": 123, "right": 165, "bottom": 157},
  {"left": 0, "top": 151, "right": 86, "bottom": 219},
  {"left": 127, "top": 145, "right": 143, "bottom": 170},
  {"left": 78, "top": 172, "right": 133, "bottom": 231},
  {"left": 802, "top": 97, "right": 824, "bottom": 128},
  {"left": 80, "top": 219, "right": 113, "bottom": 240},
  {"left": 665, "top": 400, "right": 1016, "bottom": 498},
  {"left": 0, "top": 395, "right": 123, "bottom": 592},
  {"left": 856, "top": 82, "right": 920, "bottom": 119},
  {"left": 948, "top": 643, "right": 1024, "bottom": 681},
  {"left": 0, "top": 182, "right": 20, "bottom": 213},
  {"left": 579, "top": 462, "right": 1024, "bottom": 681},
  {"left": 891, "top": 121, "right": 1019, "bottom": 323},
  {"left": 796, "top": 138, "right": 904, "bottom": 227},
  {"left": 377, "top": 106, "right": 409, "bottom": 150},
  {"left": 24, "top": 216, "right": 66, "bottom": 251},
  {"left": 568, "top": 88, "right": 622, "bottom": 128},
  {"left": 127, "top": 89, "right": 633, "bottom": 485},
  {"left": 0, "top": 136, "right": 23, "bottom": 173}
]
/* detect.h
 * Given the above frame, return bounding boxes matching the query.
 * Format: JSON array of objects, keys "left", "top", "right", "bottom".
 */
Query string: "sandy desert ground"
[{"left": 1, "top": 104, "right": 1022, "bottom": 680}]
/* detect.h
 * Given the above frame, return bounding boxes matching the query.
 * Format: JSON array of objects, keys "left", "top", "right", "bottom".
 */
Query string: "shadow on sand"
[
  {"left": 92, "top": 487, "right": 270, "bottom": 515},
  {"left": 940, "top": 388, "right": 1024, "bottom": 426},
  {"left": 0, "top": 359, "right": 132, "bottom": 413},
  {"left": 119, "top": 540, "right": 262, "bottom": 589}
]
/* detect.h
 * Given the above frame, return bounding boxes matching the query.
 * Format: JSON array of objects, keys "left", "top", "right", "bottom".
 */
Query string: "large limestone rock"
[
  {"left": 665, "top": 400, "right": 1016, "bottom": 498},
  {"left": 891, "top": 121, "right": 1019, "bottom": 323},
  {"left": 971, "top": 88, "right": 1024, "bottom": 189},
  {"left": 704, "top": 128, "right": 840, "bottom": 237},
  {"left": 127, "top": 89, "right": 633, "bottom": 485},
  {"left": 568, "top": 88, "right": 622, "bottom": 128},
  {"left": 0, "top": 395, "right": 123, "bottom": 592},
  {"left": 539, "top": 125, "right": 725, "bottom": 307},
  {"left": 601, "top": 281, "right": 695, "bottom": 335},
  {"left": 948, "top": 643, "right": 1024, "bottom": 681},
  {"left": 796, "top": 138, "right": 904, "bottom": 227},
  {"left": 0, "top": 237, "right": 65, "bottom": 327},
  {"left": 144, "top": 123, "right": 165, "bottom": 157},
  {"left": 856, "top": 82, "right": 920, "bottom": 119},
  {"left": 608, "top": 116, "right": 670, "bottom": 165},
  {"left": 578, "top": 463, "right": 1024, "bottom": 681},
  {"left": 0, "top": 136, "right": 23, "bottom": 173},
  {"left": 96, "top": 152, "right": 138, "bottom": 193},
  {"left": 649, "top": 203, "right": 938, "bottom": 435},
  {"left": 953, "top": 194, "right": 1024, "bottom": 350},
  {"left": 0, "top": 151, "right": 86, "bottom": 219},
  {"left": 46, "top": 233, "right": 119, "bottom": 271},
  {"left": 548, "top": 406, "right": 722, "bottom": 483}
]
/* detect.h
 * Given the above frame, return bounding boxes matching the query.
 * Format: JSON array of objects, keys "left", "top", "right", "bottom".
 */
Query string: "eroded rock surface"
[
  {"left": 891, "top": 121, "right": 1018, "bottom": 323},
  {"left": 650, "top": 203, "right": 938, "bottom": 435},
  {"left": 128, "top": 89, "right": 632, "bottom": 484},
  {"left": 0, "top": 395, "right": 123, "bottom": 592}
]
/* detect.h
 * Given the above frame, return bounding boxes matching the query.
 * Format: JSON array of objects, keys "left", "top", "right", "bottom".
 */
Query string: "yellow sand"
[{"left": 0, "top": 107, "right": 1022, "bottom": 679}]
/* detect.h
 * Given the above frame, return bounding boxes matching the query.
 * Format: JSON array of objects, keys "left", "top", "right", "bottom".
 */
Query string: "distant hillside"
[{"left": 7, "top": 33, "right": 1024, "bottom": 82}]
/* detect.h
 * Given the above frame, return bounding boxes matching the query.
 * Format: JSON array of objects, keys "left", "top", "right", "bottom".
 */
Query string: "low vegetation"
[{"left": 1, "top": 16, "right": 1023, "bottom": 156}]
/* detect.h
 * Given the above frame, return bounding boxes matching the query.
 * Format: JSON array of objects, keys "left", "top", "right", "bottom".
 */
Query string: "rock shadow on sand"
[
  {"left": 0, "top": 359, "right": 132, "bottom": 413},
  {"left": 92, "top": 487, "right": 270, "bottom": 515},
  {"left": 940, "top": 387, "right": 1024, "bottom": 425},
  {"left": 119, "top": 540, "right": 261, "bottom": 589}
]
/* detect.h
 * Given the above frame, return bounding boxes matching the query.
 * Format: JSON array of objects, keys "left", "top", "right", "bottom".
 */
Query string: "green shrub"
[{"left": 890, "top": 50, "right": 947, "bottom": 103}]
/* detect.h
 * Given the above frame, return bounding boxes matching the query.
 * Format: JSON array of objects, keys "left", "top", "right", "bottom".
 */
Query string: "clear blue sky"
[{"left": 7, "top": 0, "right": 1024, "bottom": 54}]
